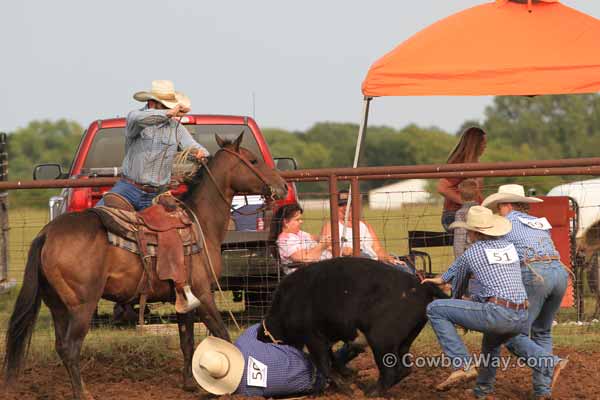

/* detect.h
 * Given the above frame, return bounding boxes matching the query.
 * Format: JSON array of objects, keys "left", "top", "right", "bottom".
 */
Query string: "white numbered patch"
[
  {"left": 518, "top": 217, "right": 552, "bottom": 230},
  {"left": 485, "top": 244, "right": 519, "bottom": 265},
  {"left": 247, "top": 356, "right": 267, "bottom": 388}
]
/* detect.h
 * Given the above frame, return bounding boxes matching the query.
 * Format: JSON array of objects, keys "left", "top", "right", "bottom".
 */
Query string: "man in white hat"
[
  {"left": 99, "top": 80, "right": 209, "bottom": 211},
  {"left": 192, "top": 323, "right": 326, "bottom": 397},
  {"left": 482, "top": 184, "right": 569, "bottom": 399},
  {"left": 422, "top": 206, "right": 529, "bottom": 397},
  {"left": 98, "top": 80, "right": 209, "bottom": 313}
]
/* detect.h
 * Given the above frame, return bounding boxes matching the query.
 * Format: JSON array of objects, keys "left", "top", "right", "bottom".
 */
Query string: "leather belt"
[
  {"left": 524, "top": 255, "right": 560, "bottom": 264},
  {"left": 487, "top": 297, "right": 528, "bottom": 311},
  {"left": 121, "top": 177, "right": 164, "bottom": 194}
]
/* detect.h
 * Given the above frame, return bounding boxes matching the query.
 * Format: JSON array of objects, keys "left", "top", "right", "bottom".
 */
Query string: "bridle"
[{"left": 198, "top": 147, "right": 278, "bottom": 210}]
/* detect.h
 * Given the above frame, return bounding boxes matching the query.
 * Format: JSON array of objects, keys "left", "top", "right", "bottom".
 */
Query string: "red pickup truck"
[{"left": 34, "top": 114, "right": 298, "bottom": 319}]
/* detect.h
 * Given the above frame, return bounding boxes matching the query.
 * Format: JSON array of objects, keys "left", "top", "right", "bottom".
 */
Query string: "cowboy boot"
[{"left": 175, "top": 285, "right": 201, "bottom": 313}]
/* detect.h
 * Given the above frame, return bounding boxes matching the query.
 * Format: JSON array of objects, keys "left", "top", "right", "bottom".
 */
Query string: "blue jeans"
[
  {"left": 95, "top": 180, "right": 158, "bottom": 211},
  {"left": 427, "top": 299, "right": 528, "bottom": 396},
  {"left": 505, "top": 260, "right": 569, "bottom": 397}
]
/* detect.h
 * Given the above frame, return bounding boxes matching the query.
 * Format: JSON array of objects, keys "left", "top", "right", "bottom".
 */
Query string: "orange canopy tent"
[
  {"left": 362, "top": 0, "right": 600, "bottom": 97},
  {"left": 351, "top": 0, "right": 600, "bottom": 166}
]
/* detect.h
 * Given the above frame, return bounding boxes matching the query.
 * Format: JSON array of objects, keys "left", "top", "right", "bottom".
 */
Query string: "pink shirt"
[{"left": 277, "top": 231, "right": 319, "bottom": 265}]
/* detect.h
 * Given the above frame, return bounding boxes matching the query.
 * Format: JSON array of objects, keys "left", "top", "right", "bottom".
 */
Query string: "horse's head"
[{"left": 214, "top": 133, "right": 288, "bottom": 201}]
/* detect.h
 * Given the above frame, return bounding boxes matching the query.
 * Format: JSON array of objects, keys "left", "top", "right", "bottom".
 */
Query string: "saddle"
[{"left": 90, "top": 193, "right": 203, "bottom": 313}]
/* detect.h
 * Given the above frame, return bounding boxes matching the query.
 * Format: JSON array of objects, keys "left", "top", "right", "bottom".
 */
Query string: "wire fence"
[{"left": 1, "top": 176, "right": 600, "bottom": 349}]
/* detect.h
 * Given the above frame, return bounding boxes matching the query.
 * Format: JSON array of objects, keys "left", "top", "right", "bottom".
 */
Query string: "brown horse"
[{"left": 2, "top": 133, "right": 288, "bottom": 400}]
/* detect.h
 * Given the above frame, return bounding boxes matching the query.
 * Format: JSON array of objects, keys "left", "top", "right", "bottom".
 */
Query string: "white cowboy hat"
[
  {"left": 133, "top": 80, "right": 191, "bottom": 109},
  {"left": 192, "top": 336, "right": 244, "bottom": 395},
  {"left": 482, "top": 184, "right": 543, "bottom": 212},
  {"left": 449, "top": 205, "right": 512, "bottom": 236}
]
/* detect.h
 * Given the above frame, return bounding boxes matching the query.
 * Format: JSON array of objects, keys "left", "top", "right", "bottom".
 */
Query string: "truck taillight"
[{"left": 67, "top": 187, "right": 93, "bottom": 212}]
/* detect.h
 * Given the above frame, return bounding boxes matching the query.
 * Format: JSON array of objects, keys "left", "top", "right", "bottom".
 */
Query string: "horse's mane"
[
  {"left": 180, "top": 155, "right": 214, "bottom": 203},
  {"left": 180, "top": 140, "right": 238, "bottom": 203}
]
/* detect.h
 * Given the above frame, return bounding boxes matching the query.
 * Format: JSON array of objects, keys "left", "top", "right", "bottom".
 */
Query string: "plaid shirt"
[
  {"left": 502, "top": 210, "right": 559, "bottom": 262},
  {"left": 442, "top": 239, "right": 527, "bottom": 304},
  {"left": 234, "top": 324, "right": 323, "bottom": 397},
  {"left": 121, "top": 107, "right": 208, "bottom": 187}
]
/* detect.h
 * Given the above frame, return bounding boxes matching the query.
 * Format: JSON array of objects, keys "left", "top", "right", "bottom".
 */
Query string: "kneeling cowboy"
[
  {"left": 422, "top": 206, "right": 529, "bottom": 397},
  {"left": 98, "top": 80, "right": 209, "bottom": 312},
  {"left": 483, "top": 184, "right": 569, "bottom": 399}
]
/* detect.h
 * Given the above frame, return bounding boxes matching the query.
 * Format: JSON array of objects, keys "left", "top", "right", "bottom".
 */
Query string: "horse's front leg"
[
  {"left": 177, "top": 311, "right": 197, "bottom": 392},
  {"left": 197, "top": 291, "right": 231, "bottom": 341}
]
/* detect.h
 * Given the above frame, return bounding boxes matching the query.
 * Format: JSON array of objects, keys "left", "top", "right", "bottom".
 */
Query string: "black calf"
[{"left": 258, "top": 257, "right": 448, "bottom": 396}]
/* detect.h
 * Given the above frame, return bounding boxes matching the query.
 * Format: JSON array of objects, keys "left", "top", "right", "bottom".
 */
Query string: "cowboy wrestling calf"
[{"left": 258, "top": 257, "right": 448, "bottom": 396}]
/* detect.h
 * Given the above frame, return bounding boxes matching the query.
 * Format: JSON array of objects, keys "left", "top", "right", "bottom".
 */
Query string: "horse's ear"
[
  {"left": 215, "top": 134, "right": 226, "bottom": 148},
  {"left": 233, "top": 131, "right": 244, "bottom": 152}
]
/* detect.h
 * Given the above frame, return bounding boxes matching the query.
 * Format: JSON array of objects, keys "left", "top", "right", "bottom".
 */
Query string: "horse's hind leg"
[
  {"left": 177, "top": 311, "right": 197, "bottom": 392},
  {"left": 47, "top": 296, "right": 97, "bottom": 400}
]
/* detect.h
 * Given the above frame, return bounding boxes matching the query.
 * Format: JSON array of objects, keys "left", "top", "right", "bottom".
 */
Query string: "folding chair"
[{"left": 407, "top": 230, "right": 454, "bottom": 277}]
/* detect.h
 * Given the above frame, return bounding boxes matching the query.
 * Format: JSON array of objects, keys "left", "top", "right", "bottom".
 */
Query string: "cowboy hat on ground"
[
  {"left": 133, "top": 80, "right": 191, "bottom": 109},
  {"left": 192, "top": 336, "right": 244, "bottom": 395},
  {"left": 482, "top": 184, "right": 543, "bottom": 212},
  {"left": 449, "top": 205, "right": 512, "bottom": 237}
]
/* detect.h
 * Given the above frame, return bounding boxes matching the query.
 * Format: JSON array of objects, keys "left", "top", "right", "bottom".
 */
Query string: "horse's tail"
[{"left": 2, "top": 233, "right": 46, "bottom": 384}]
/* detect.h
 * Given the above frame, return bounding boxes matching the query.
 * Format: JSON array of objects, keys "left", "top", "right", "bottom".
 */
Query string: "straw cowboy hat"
[
  {"left": 449, "top": 206, "right": 512, "bottom": 236},
  {"left": 133, "top": 80, "right": 191, "bottom": 109},
  {"left": 482, "top": 184, "right": 543, "bottom": 212},
  {"left": 192, "top": 336, "right": 244, "bottom": 395}
]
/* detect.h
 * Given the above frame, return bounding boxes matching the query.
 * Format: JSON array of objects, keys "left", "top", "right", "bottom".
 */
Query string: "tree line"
[{"left": 6, "top": 94, "right": 600, "bottom": 206}]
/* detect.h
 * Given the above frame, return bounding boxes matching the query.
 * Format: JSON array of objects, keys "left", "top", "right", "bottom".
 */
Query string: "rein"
[
  {"left": 220, "top": 147, "right": 277, "bottom": 201},
  {"left": 174, "top": 197, "right": 241, "bottom": 331},
  {"left": 198, "top": 148, "right": 277, "bottom": 214},
  {"left": 262, "top": 319, "right": 283, "bottom": 344}
]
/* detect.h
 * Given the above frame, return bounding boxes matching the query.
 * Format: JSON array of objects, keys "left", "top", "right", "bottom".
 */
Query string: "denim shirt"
[{"left": 121, "top": 107, "right": 208, "bottom": 187}]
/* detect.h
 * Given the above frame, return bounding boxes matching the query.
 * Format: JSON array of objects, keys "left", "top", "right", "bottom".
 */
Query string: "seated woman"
[
  {"left": 270, "top": 203, "right": 330, "bottom": 275},
  {"left": 320, "top": 190, "right": 413, "bottom": 273}
]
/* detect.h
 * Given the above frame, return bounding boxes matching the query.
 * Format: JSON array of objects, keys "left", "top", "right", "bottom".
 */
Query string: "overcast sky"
[{"left": 1, "top": 0, "right": 598, "bottom": 135}]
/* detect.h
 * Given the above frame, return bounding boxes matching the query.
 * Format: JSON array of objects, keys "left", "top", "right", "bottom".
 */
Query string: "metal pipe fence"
[{"left": 1, "top": 158, "right": 599, "bottom": 341}]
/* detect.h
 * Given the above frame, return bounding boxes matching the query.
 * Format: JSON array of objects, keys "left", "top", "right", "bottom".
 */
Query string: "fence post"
[
  {"left": 0, "top": 132, "right": 10, "bottom": 294},
  {"left": 350, "top": 178, "right": 361, "bottom": 257},
  {"left": 329, "top": 174, "right": 340, "bottom": 257}
]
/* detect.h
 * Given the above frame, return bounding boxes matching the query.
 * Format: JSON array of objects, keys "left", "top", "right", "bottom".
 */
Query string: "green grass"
[{"left": 6, "top": 207, "right": 49, "bottom": 281}]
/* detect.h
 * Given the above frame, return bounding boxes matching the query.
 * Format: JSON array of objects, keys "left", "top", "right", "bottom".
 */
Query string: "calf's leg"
[{"left": 306, "top": 334, "right": 351, "bottom": 395}]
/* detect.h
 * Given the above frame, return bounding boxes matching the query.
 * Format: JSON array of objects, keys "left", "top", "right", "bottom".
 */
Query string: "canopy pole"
[
  {"left": 352, "top": 97, "right": 372, "bottom": 169},
  {"left": 340, "top": 97, "right": 372, "bottom": 253}
]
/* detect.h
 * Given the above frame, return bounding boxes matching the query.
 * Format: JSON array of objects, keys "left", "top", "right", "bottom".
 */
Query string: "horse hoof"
[{"left": 183, "top": 382, "right": 198, "bottom": 392}]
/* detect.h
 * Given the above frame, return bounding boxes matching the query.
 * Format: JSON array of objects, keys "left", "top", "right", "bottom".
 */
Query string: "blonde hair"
[{"left": 447, "top": 127, "right": 486, "bottom": 164}]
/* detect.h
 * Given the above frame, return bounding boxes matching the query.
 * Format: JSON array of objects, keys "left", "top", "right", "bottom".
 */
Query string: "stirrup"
[{"left": 175, "top": 285, "right": 201, "bottom": 313}]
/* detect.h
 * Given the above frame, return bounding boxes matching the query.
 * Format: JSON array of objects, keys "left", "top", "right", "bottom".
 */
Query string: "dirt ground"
[{"left": 1, "top": 347, "right": 598, "bottom": 400}]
